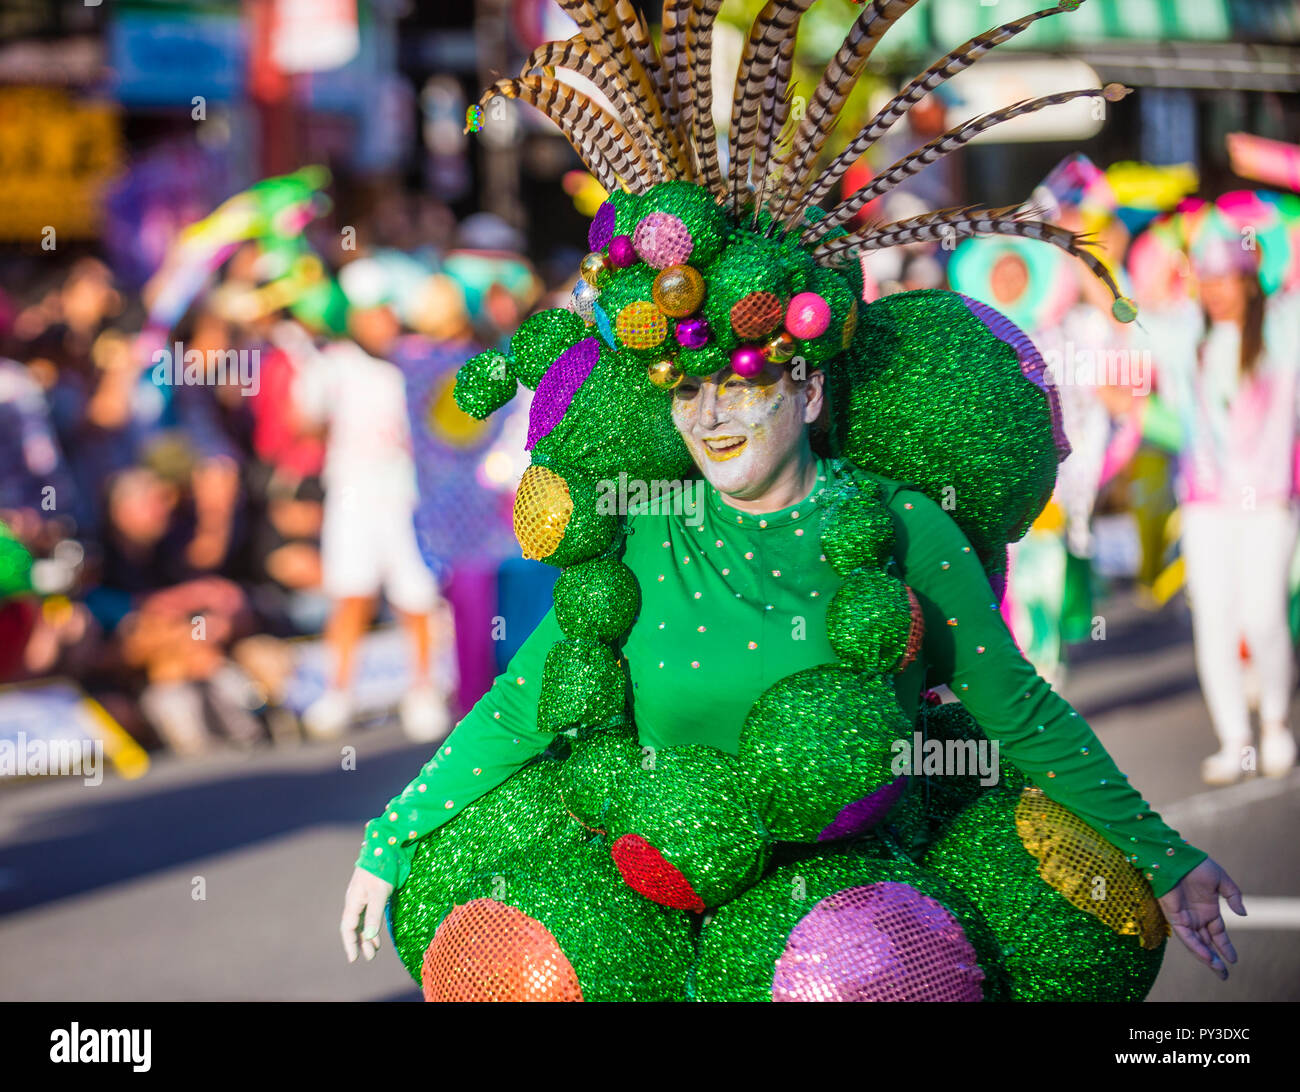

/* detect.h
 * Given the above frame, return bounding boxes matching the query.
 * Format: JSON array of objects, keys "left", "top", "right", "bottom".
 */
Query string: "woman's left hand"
[{"left": 1157, "top": 857, "right": 1246, "bottom": 979}]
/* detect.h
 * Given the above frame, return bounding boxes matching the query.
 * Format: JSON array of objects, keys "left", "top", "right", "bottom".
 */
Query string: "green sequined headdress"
[{"left": 455, "top": 0, "right": 1135, "bottom": 577}]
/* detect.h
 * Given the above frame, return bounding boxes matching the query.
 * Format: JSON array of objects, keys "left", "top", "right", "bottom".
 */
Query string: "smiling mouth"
[{"left": 702, "top": 435, "right": 747, "bottom": 461}]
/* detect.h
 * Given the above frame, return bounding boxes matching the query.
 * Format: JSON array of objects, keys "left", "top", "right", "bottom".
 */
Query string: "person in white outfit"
[
  {"left": 293, "top": 268, "right": 448, "bottom": 743},
  {"left": 1148, "top": 228, "right": 1300, "bottom": 784}
]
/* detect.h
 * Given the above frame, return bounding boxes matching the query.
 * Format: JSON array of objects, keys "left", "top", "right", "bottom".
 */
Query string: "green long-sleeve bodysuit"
[{"left": 358, "top": 457, "right": 1207, "bottom": 899}]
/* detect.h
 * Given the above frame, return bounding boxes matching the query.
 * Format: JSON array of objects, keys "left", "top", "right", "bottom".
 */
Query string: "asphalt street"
[{"left": 0, "top": 587, "right": 1296, "bottom": 1002}]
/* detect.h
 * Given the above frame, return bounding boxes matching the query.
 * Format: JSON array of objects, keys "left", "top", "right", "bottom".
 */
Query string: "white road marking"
[
  {"left": 1224, "top": 898, "right": 1300, "bottom": 930},
  {"left": 1157, "top": 768, "right": 1300, "bottom": 828}
]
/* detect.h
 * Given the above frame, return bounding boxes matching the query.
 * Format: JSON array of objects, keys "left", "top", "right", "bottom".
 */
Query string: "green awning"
[{"left": 920, "top": 0, "right": 1240, "bottom": 50}]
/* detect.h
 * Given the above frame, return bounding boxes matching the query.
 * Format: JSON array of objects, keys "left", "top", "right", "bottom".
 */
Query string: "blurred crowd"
[
  {"left": 0, "top": 194, "right": 574, "bottom": 758},
  {"left": 1, "top": 160, "right": 1297, "bottom": 788}
]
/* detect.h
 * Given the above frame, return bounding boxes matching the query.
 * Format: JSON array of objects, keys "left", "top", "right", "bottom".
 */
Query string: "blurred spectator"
[{"left": 294, "top": 263, "right": 448, "bottom": 743}]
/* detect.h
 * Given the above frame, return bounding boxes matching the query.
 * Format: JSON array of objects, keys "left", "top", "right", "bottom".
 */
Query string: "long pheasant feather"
[
  {"left": 812, "top": 203, "right": 1125, "bottom": 302},
  {"left": 688, "top": 0, "right": 728, "bottom": 198},
  {"left": 726, "top": 2, "right": 815, "bottom": 212},
  {"left": 804, "top": 85, "right": 1130, "bottom": 241},
  {"left": 553, "top": 1, "right": 678, "bottom": 176},
  {"left": 660, "top": 0, "right": 692, "bottom": 137},
  {"left": 612, "top": 0, "right": 690, "bottom": 168},
  {"left": 787, "top": 2, "right": 1079, "bottom": 227},
  {"left": 746, "top": 20, "right": 803, "bottom": 218},
  {"left": 521, "top": 37, "right": 687, "bottom": 179},
  {"left": 473, "top": 77, "right": 658, "bottom": 194},
  {"left": 767, "top": 0, "right": 921, "bottom": 227}
]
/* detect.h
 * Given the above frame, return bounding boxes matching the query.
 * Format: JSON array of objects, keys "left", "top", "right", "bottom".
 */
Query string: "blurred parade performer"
[
  {"left": 341, "top": 2, "right": 1242, "bottom": 1003},
  {"left": 949, "top": 156, "right": 1133, "bottom": 685},
  {"left": 1142, "top": 219, "right": 1300, "bottom": 783},
  {"left": 294, "top": 261, "right": 447, "bottom": 743}
]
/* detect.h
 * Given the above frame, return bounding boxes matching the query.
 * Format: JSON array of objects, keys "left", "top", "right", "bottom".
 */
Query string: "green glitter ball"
[
  {"left": 924, "top": 788, "right": 1166, "bottom": 1001},
  {"left": 593, "top": 263, "right": 661, "bottom": 364},
  {"left": 605, "top": 744, "right": 769, "bottom": 910},
  {"left": 453, "top": 348, "right": 516, "bottom": 419},
  {"left": 693, "top": 850, "right": 1008, "bottom": 1002},
  {"left": 607, "top": 189, "right": 646, "bottom": 240},
  {"left": 508, "top": 308, "right": 588, "bottom": 389},
  {"left": 877, "top": 781, "right": 931, "bottom": 859},
  {"left": 537, "top": 638, "right": 626, "bottom": 734},
  {"left": 391, "top": 757, "right": 585, "bottom": 975},
  {"left": 559, "top": 725, "right": 642, "bottom": 828},
  {"left": 820, "top": 485, "right": 897, "bottom": 574},
  {"left": 738, "top": 665, "right": 910, "bottom": 841},
  {"left": 633, "top": 180, "right": 729, "bottom": 267},
  {"left": 553, "top": 557, "right": 640, "bottom": 642},
  {"left": 407, "top": 837, "right": 697, "bottom": 1001},
  {"left": 829, "top": 289, "right": 1060, "bottom": 569},
  {"left": 925, "top": 700, "right": 1027, "bottom": 802},
  {"left": 530, "top": 345, "right": 692, "bottom": 486},
  {"left": 825, "top": 568, "right": 913, "bottom": 673},
  {"left": 0, "top": 524, "right": 34, "bottom": 601},
  {"left": 675, "top": 342, "right": 730, "bottom": 378},
  {"left": 696, "top": 238, "right": 790, "bottom": 355}
]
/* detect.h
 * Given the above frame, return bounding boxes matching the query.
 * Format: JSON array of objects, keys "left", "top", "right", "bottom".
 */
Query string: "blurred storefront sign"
[
  {"left": 0, "top": 86, "right": 122, "bottom": 241},
  {"left": 944, "top": 60, "right": 1104, "bottom": 143},
  {"left": 0, "top": 678, "right": 148, "bottom": 782},
  {"left": 109, "top": 2, "right": 386, "bottom": 115},
  {"left": 1227, "top": 131, "right": 1300, "bottom": 192},
  {"left": 922, "top": 0, "right": 1299, "bottom": 92},
  {"left": 270, "top": 0, "right": 358, "bottom": 74},
  {"left": 109, "top": 5, "right": 247, "bottom": 106},
  {"left": 0, "top": 36, "right": 104, "bottom": 85}
]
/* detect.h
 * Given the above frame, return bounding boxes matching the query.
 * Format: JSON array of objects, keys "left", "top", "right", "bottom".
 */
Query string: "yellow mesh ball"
[
  {"left": 615, "top": 300, "right": 669, "bottom": 350},
  {"left": 1015, "top": 787, "right": 1169, "bottom": 950},
  {"left": 513, "top": 464, "right": 573, "bottom": 560}
]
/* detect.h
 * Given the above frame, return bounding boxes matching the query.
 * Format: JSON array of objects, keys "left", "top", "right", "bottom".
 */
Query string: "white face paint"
[{"left": 670, "top": 361, "right": 823, "bottom": 503}]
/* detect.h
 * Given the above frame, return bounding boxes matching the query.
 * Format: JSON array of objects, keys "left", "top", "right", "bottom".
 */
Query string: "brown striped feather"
[
  {"left": 804, "top": 85, "right": 1128, "bottom": 241},
  {"left": 726, "top": 2, "right": 814, "bottom": 211},
  {"left": 813, "top": 203, "right": 1125, "bottom": 300},
  {"left": 788, "top": 2, "right": 1076, "bottom": 227},
  {"left": 554, "top": 1, "right": 681, "bottom": 174},
  {"left": 660, "top": 0, "right": 692, "bottom": 138},
  {"left": 523, "top": 36, "right": 690, "bottom": 178},
  {"left": 768, "top": 0, "right": 921, "bottom": 227},
  {"left": 688, "top": 0, "right": 728, "bottom": 198},
  {"left": 475, "top": 77, "right": 657, "bottom": 194}
]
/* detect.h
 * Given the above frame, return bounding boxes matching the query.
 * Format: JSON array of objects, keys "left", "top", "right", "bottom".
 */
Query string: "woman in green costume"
[{"left": 340, "top": 0, "right": 1244, "bottom": 1002}]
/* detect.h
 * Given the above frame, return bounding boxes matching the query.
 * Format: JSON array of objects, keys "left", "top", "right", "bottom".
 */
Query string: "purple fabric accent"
[
  {"left": 588, "top": 201, "right": 616, "bottom": 252},
  {"left": 817, "top": 775, "right": 908, "bottom": 841},
  {"left": 443, "top": 562, "right": 499, "bottom": 716},
  {"left": 956, "top": 293, "right": 1071, "bottom": 462},
  {"left": 526, "top": 338, "right": 600, "bottom": 450},
  {"left": 989, "top": 554, "right": 1008, "bottom": 606},
  {"left": 772, "top": 882, "right": 985, "bottom": 1002}
]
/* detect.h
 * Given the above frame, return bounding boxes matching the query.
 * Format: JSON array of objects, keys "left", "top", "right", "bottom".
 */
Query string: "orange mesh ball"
[
  {"left": 513, "top": 464, "right": 573, "bottom": 560},
  {"left": 615, "top": 300, "right": 669, "bottom": 349},
  {"left": 421, "top": 898, "right": 584, "bottom": 1002},
  {"left": 730, "top": 291, "right": 784, "bottom": 340},
  {"left": 1015, "top": 787, "right": 1168, "bottom": 949}
]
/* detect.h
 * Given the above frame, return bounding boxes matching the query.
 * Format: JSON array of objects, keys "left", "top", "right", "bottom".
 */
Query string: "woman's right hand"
[{"left": 340, "top": 866, "right": 395, "bottom": 963}]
